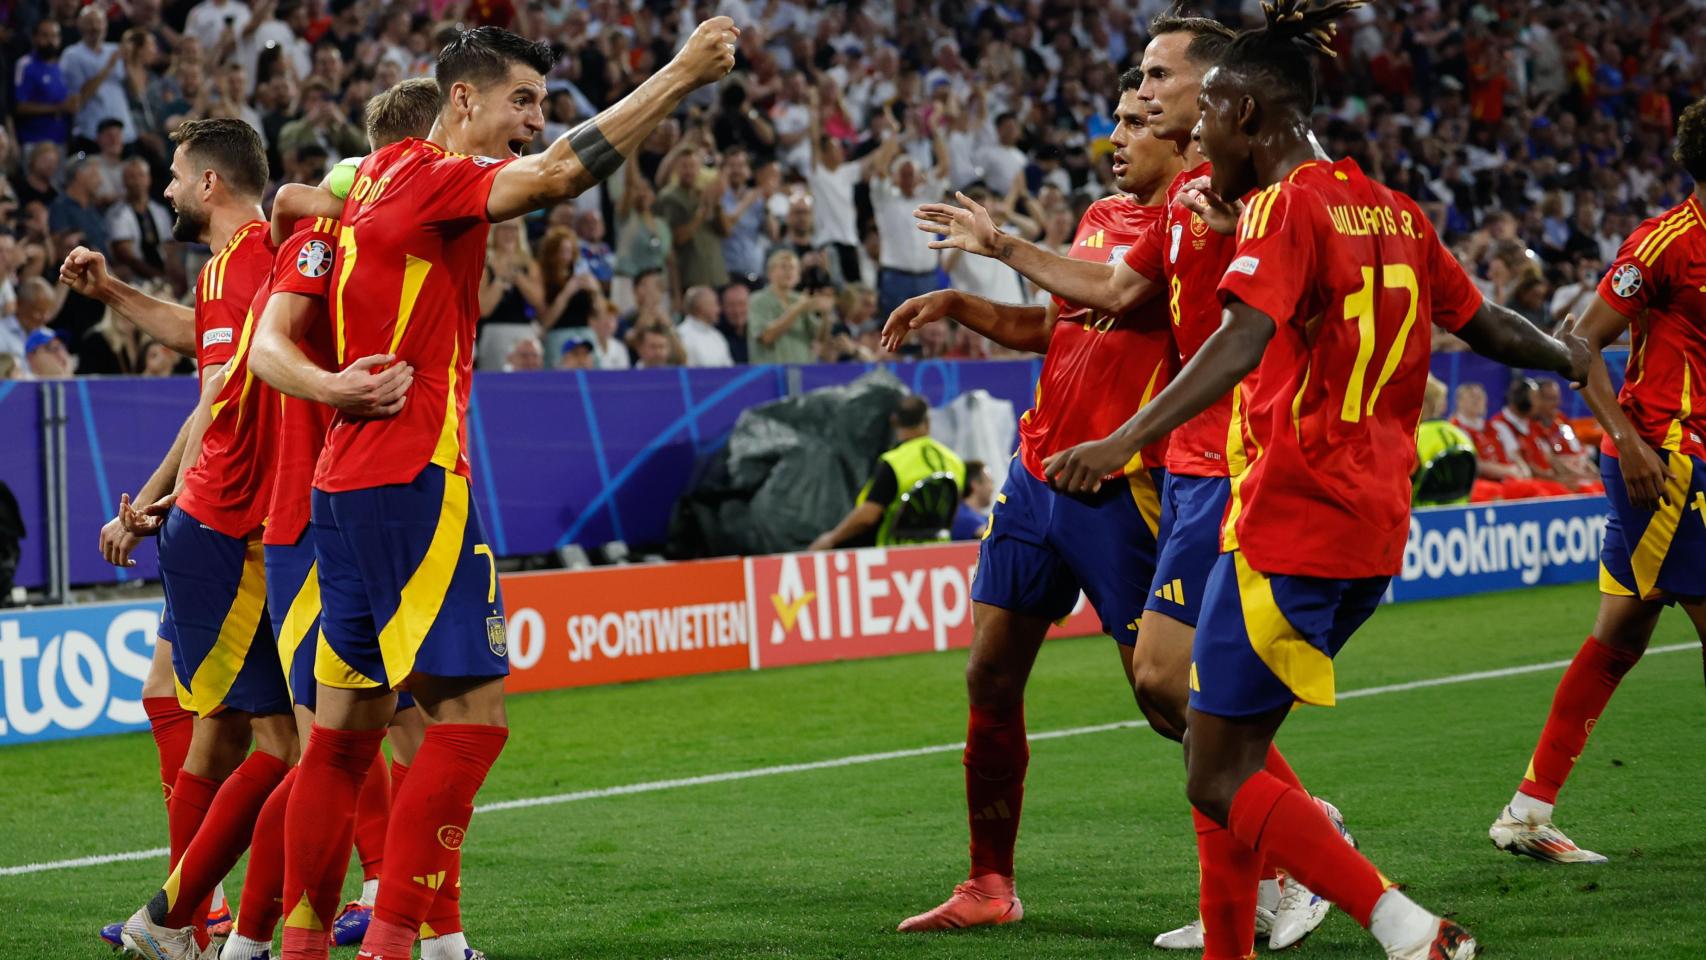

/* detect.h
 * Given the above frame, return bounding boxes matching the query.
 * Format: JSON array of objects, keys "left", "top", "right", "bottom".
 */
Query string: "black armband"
[{"left": 568, "top": 121, "right": 624, "bottom": 183}]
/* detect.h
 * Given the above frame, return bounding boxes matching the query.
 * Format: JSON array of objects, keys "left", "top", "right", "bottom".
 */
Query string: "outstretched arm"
[
  {"left": 914, "top": 193, "right": 1158, "bottom": 315},
  {"left": 485, "top": 18, "right": 739, "bottom": 222},
  {"left": 59, "top": 247, "right": 196, "bottom": 355},
  {"left": 881, "top": 290, "right": 1056, "bottom": 355},
  {"left": 1454, "top": 298, "right": 1583, "bottom": 380},
  {"left": 1044, "top": 302, "right": 1276, "bottom": 492}
]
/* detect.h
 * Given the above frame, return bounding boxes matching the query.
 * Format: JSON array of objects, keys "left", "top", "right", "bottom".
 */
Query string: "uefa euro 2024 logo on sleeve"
[{"left": 296, "top": 239, "right": 333, "bottom": 278}]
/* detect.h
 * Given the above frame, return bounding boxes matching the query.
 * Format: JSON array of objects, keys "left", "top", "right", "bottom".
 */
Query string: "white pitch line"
[{"left": 2, "top": 642, "right": 1693, "bottom": 879}]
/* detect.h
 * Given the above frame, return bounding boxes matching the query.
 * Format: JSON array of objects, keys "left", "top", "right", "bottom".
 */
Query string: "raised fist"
[{"left": 675, "top": 17, "right": 739, "bottom": 87}]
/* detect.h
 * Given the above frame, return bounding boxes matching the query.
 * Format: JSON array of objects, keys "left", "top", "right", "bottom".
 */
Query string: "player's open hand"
[
  {"left": 59, "top": 246, "right": 111, "bottom": 300},
  {"left": 119, "top": 491, "right": 170, "bottom": 538},
  {"left": 326, "top": 353, "right": 413, "bottom": 418},
  {"left": 100, "top": 507, "right": 143, "bottom": 566},
  {"left": 1177, "top": 176, "right": 1240, "bottom": 236},
  {"left": 915, "top": 192, "right": 1003, "bottom": 258},
  {"left": 1041, "top": 438, "right": 1130, "bottom": 495},
  {"left": 881, "top": 290, "right": 955, "bottom": 353},
  {"left": 676, "top": 17, "right": 739, "bottom": 87}
]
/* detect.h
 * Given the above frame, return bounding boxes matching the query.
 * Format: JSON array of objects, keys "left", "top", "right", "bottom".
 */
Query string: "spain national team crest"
[
  {"left": 1189, "top": 211, "right": 1209, "bottom": 251},
  {"left": 486, "top": 616, "right": 508, "bottom": 657},
  {"left": 437, "top": 824, "right": 466, "bottom": 850},
  {"left": 296, "top": 239, "right": 332, "bottom": 278},
  {"left": 1610, "top": 263, "right": 1642, "bottom": 298}
]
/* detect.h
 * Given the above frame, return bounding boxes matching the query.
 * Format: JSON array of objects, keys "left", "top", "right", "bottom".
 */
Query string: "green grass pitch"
[{"left": 2, "top": 582, "right": 1703, "bottom": 958}]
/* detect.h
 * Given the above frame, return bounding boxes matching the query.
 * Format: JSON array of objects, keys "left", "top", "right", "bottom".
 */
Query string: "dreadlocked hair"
[{"left": 1221, "top": 0, "right": 1367, "bottom": 115}]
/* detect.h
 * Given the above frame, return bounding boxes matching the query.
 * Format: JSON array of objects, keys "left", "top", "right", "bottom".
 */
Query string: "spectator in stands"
[
  {"left": 810, "top": 395, "right": 966, "bottom": 550},
  {"left": 1533, "top": 380, "right": 1604, "bottom": 493},
  {"left": 559, "top": 336, "right": 596, "bottom": 371},
  {"left": 1506, "top": 274, "right": 1554, "bottom": 332},
  {"left": 49, "top": 159, "right": 111, "bottom": 258},
  {"left": 106, "top": 157, "right": 175, "bottom": 288},
  {"left": 870, "top": 131, "right": 949, "bottom": 319},
  {"left": 749, "top": 249, "right": 831, "bottom": 365},
  {"left": 950, "top": 460, "right": 995, "bottom": 540},
  {"left": 1486, "top": 378, "right": 1575, "bottom": 499},
  {"left": 237, "top": 0, "right": 312, "bottom": 88},
  {"left": 1548, "top": 256, "right": 1602, "bottom": 329},
  {"left": 0, "top": 256, "right": 40, "bottom": 366},
  {"left": 536, "top": 227, "right": 600, "bottom": 333},
  {"left": 141, "top": 339, "right": 185, "bottom": 376},
  {"left": 677, "top": 286, "right": 733, "bottom": 367},
  {"left": 88, "top": 119, "right": 128, "bottom": 206},
  {"left": 805, "top": 85, "right": 865, "bottom": 283},
  {"left": 634, "top": 326, "right": 679, "bottom": 369},
  {"left": 587, "top": 300, "right": 631, "bottom": 371},
  {"left": 15, "top": 20, "right": 75, "bottom": 148},
  {"left": 185, "top": 0, "right": 252, "bottom": 46},
  {"left": 25, "top": 329, "right": 73, "bottom": 379},
  {"left": 61, "top": 6, "right": 134, "bottom": 148},
  {"left": 717, "top": 283, "right": 750, "bottom": 364},
  {"left": 774, "top": 194, "right": 820, "bottom": 266},
  {"left": 277, "top": 78, "right": 366, "bottom": 165},
  {"left": 15, "top": 143, "right": 63, "bottom": 214},
  {"left": 77, "top": 305, "right": 149, "bottom": 375},
  {"left": 657, "top": 143, "right": 730, "bottom": 294},
  {"left": 719, "top": 147, "right": 772, "bottom": 287},
  {"left": 575, "top": 209, "right": 614, "bottom": 286},
  {"left": 479, "top": 219, "right": 544, "bottom": 328},
  {"left": 615, "top": 160, "right": 673, "bottom": 282},
  {"left": 622, "top": 270, "right": 673, "bottom": 337},
  {"left": 503, "top": 336, "right": 545, "bottom": 372}
]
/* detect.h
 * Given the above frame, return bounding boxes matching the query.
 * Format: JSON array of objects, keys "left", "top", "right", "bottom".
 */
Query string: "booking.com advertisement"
[
  {"left": 1392, "top": 495, "right": 1608, "bottom": 602},
  {"left": 2, "top": 495, "right": 1614, "bottom": 745}
]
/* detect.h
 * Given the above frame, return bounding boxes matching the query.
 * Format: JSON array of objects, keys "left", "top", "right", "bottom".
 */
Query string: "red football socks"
[
  {"left": 168, "top": 769, "right": 220, "bottom": 868},
  {"left": 1520, "top": 636, "right": 1642, "bottom": 804},
  {"left": 366, "top": 724, "right": 507, "bottom": 951},
  {"left": 355, "top": 751, "right": 392, "bottom": 882},
  {"left": 1196, "top": 808, "right": 1262, "bottom": 960},
  {"left": 281, "top": 726, "right": 385, "bottom": 960},
  {"left": 162, "top": 751, "right": 289, "bottom": 927},
  {"left": 1226, "top": 770, "right": 1387, "bottom": 927},
  {"left": 420, "top": 851, "right": 463, "bottom": 938},
  {"left": 964, "top": 704, "right": 1028, "bottom": 879},
  {"left": 1257, "top": 744, "right": 1304, "bottom": 880},
  {"left": 236, "top": 767, "right": 297, "bottom": 943},
  {"left": 143, "top": 697, "right": 193, "bottom": 805}
]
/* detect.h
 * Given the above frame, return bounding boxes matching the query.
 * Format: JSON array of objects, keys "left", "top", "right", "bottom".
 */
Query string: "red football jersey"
[
  {"left": 175, "top": 221, "right": 277, "bottom": 539},
  {"left": 1595, "top": 194, "right": 1706, "bottom": 459},
  {"left": 1124, "top": 162, "right": 1246, "bottom": 477},
  {"left": 1017, "top": 195, "right": 1176, "bottom": 480},
  {"left": 1450, "top": 414, "right": 1506, "bottom": 466},
  {"left": 263, "top": 218, "right": 341, "bottom": 547},
  {"left": 314, "top": 138, "right": 514, "bottom": 493},
  {"left": 193, "top": 221, "right": 271, "bottom": 370},
  {"left": 1216, "top": 158, "right": 1484, "bottom": 579}
]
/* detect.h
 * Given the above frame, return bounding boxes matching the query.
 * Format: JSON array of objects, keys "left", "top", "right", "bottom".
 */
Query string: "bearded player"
[
  {"left": 881, "top": 71, "right": 1180, "bottom": 933},
  {"left": 268, "top": 22, "right": 737, "bottom": 960},
  {"left": 912, "top": 14, "right": 1340, "bottom": 950},
  {"left": 1042, "top": 1, "right": 1586, "bottom": 956},
  {"left": 1489, "top": 95, "right": 1706, "bottom": 864},
  {"left": 63, "top": 120, "right": 280, "bottom": 959}
]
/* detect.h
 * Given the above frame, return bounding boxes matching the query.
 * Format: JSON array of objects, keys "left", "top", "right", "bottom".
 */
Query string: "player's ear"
[{"left": 1236, "top": 95, "right": 1258, "bottom": 136}]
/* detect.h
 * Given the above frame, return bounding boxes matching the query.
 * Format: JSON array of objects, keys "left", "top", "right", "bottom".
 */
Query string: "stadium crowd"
[{"left": 0, "top": 0, "right": 1701, "bottom": 381}]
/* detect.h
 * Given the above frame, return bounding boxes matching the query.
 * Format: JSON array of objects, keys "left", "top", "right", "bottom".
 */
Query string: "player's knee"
[
  {"left": 1184, "top": 769, "right": 1236, "bottom": 826},
  {"left": 965, "top": 655, "right": 1024, "bottom": 711},
  {"left": 1132, "top": 659, "right": 1188, "bottom": 739}
]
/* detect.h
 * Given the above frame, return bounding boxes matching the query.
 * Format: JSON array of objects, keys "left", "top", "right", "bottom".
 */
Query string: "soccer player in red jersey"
[
  {"left": 1490, "top": 95, "right": 1706, "bottom": 865},
  {"left": 235, "top": 80, "right": 480, "bottom": 960},
  {"left": 880, "top": 72, "right": 1182, "bottom": 933},
  {"left": 1043, "top": 2, "right": 1584, "bottom": 956},
  {"left": 62, "top": 119, "right": 283, "bottom": 958},
  {"left": 913, "top": 16, "right": 1340, "bottom": 949},
  {"left": 270, "top": 23, "right": 738, "bottom": 960}
]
